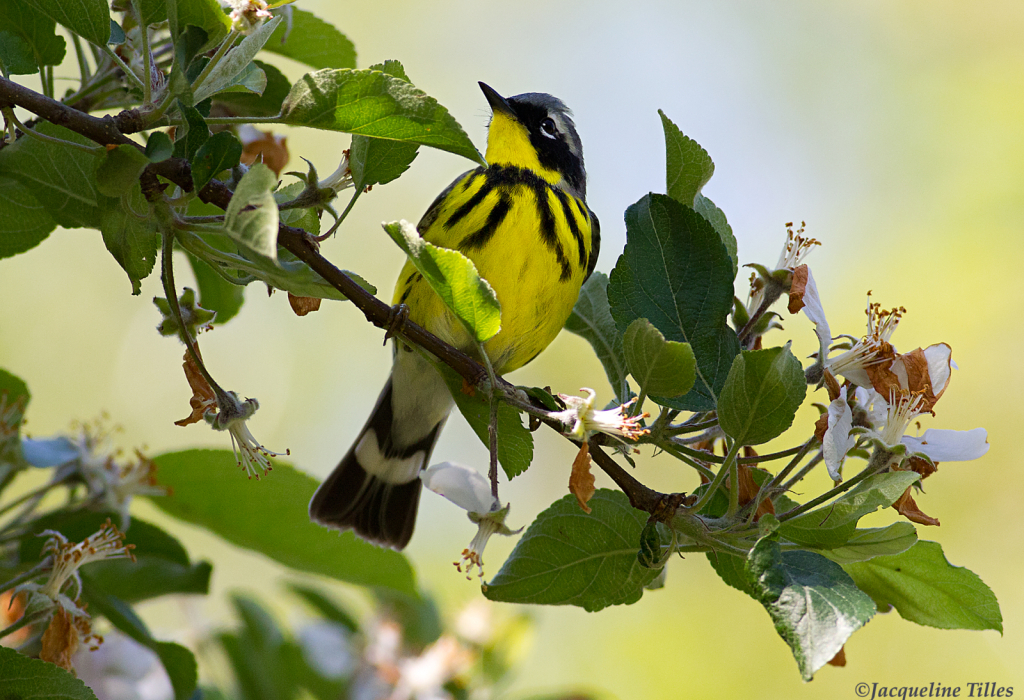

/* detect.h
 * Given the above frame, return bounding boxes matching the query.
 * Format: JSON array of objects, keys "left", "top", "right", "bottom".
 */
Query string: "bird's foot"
[{"left": 383, "top": 303, "right": 410, "bottom": 345}]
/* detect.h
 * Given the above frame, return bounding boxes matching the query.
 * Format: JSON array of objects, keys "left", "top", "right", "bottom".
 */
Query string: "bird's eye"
[{"left": 539, "top": 117, "right": 557, "bottom": 138}]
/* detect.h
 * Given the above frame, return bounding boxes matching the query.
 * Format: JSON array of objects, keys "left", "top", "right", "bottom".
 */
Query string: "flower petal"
[
  {"left": 901, "top": 428, "right": 989, "bottom": 462},
  {"left": 795, "top": 266, "right": 832, "bottom": 362},
  {"left": 923, "top": 343, "right": 952, "bottom": 397},
  {"left": 422, "top": 462, "right": 497, "bottom": 515},
  {"left": 822, "top": 387, "right": 855, "bottom": 481}
]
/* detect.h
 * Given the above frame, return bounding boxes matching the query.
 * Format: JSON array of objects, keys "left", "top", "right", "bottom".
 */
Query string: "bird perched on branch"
[{"left": 310, "top": 82, "right": 600, "bottom": 549}]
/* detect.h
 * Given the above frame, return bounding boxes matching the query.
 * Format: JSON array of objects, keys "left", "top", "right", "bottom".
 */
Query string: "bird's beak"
[{"left": 479, "top": 82, "right": 515, "bottom": 118}]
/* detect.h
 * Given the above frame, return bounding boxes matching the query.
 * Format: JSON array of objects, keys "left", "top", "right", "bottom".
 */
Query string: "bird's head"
[{"left": 479, "top": 82, "right": 587, "bottom": 200}]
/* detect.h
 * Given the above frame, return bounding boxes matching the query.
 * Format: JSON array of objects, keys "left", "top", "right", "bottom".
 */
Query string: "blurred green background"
[{"left": 2, "top": 0, "right": 1022, "bottom": 697}]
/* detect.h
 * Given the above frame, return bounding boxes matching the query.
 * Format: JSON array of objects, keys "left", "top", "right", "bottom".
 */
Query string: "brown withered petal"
[
  {"left": 908, "top": 455, "right": 938, "bottom": 480},
  {"left": 814, "top": 412, "right": 830, "bottom": 443},
  {"left": 901, "top": 348, "right": 930, "bottom": 393},
  {"left": 827, "top": 646, "right": 847, "bottom": 667},
  {"left": 241, "top": 131, "right": 289, "bottom": 175},
  {"left": 892, "top": 488, "right": 940, "bottom": 526},
  {"left": 865, "top": 352, "right": 901, "bottom": 397},
  {"left": 41, "top": 608, "right": 80, "bottom": 672},
  {"left": 823, "top": 370, "right": 842, "bottom": 402},
  {"left": 175, "top": 349, "right": 217, "bottom": 427},
  {"left": 898, "top": 347, "right": 946, "bottom": 412},
  {"left": 734, "top": 459, "right": 776, "bottom": 521},
  {"left": 787, "top": 264, "right": 809, "bottom": 314},
  {"left": 569, "top": 442, "right": 596, "bottom": 514},
  {"left": 287, "top": 293, "right": 322, "bottom": 316}
]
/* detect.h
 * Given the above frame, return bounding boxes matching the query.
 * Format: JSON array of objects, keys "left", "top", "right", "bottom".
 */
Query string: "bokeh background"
[{"left": 2, "top": 1, "right": 1023, "bottom": 697}]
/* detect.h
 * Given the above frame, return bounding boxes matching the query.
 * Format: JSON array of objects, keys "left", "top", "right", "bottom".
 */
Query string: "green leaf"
[
  {"left": 191, "top": 130, "right": 243, "bottom": 191},
  {"left": 238, "top": 245, "right": 375, "bottom": 301},
  {"left": 20, "top": 0, "right": 110, "bottom": 46},
  {"left": 484, "top": 490, "right": 661, "bottom": 611},
  {"left": 350, "top": 133, "right": 419, "bottom": 191},
  {"left": 0, "top": 0, "right": 66, "bottom": 71},
  {"left": 374, "top": 588, "right": 443, "bottom": 649},
  {"left": 95, "top": 144, "right": 150, "bottom": 197},
  {"left": 0, "top": 175, "right": 56, "bottom": 259},
  {"left": 347, "top": 60, "right": 420, "bottom": 192},
  {"left": 145, "top": 131, "right": 174, "bottom": 162},
  {"left": 84, "top": 558, "right": 212, "bottom": 603},
  {"left": 99, "top": 184, "right": 159, "bottom": 295},
  {"left": 660, "top": 111, "right": 737, "bottom": 275},
  {"left": 706, "top": 552, "right": 754, "bottom": 596},
  {"left": 659, "top": 109, "right": 713, "bottom": 206},
  {"left": 213, "top": 59, "right": 291, "bottom": 117},
  {"left": 0, "top": 370, "right": 29, "bottom": 414},
  {"left": 843, "top": 540, "right": 1002, "bottom": 632},
  {"left": 224, "top": 162, "right": 279, "bottom": 261},
  {"left": 436, "top": 363, "right": 533, "bottom": 479},
  {"left": 0, "top": 31, "right": 39, "bottom": 74},
  {"left": 622, "top": 318, "right": 696, "bottom": 400},
  {"left": 141, "top": 0, "right": 229, "bottom": 47},
  {"left": 172, "top": 99, "right": 210, "bottom": 161},
  {"left": 0, "top": 646, "right": 98, "bottom": 699},
  {"left": 84, "top": 591, "right": 197, "bottom": 700},
  {"left": 779, "top": 471, "right": 920, "bottom": 549},
  {"left": 819, "top": 523, "right": 918, "bottom": 565},
  {"left": 281, "top": 68, "right": 484, "bottom": 165},
  {"left": 564, "top": 272, "right": 630, "bottom": 402},
  {"left": 149, "top": 449, "right": 417, "bottom": 595},
  {"left": 192, "top": 15, "right": 280, "bottom": 104},
  {"left": 288, "top": 583, "right": 359, "bottom": 632},
  {"left": 0, "top": 369, "right": 30, "bottom": 477},
  {"left": 0, "top": 369, "right": 30, "bottom": 419},
  {"left": 0, "top": 122, "right": 101, "bottom": 228},
  {"left": 264, "top": 8, "right": 356, "bottom": 70},
  {"left": 746, "top": 534, "right": 876, "bottom": 681},
  {"left": 187, "top": 253, "right": 246, "bottom": 325},
  {"left": 219, "top": 596, "right": 310, "bottom": 700},
  {"left": 107, "top": 18, "right": 125, "bottom": 45},
  {"left": 226, "top": 598, "right": 287, "bottom": 698},
  {"left": 694, "top": 194, "right": 738, "bottom": 277},
  {"left": 383, "top": 220, "right": 501, "bottom": 342},
  {"left": 210, "top": 61, "right": 267, "bottom": 97},
  {"left": 608, "top": 193, "right": 738, "bottom": 411},
  {"left": 718, "top": 344, "right": 806, "bottom": 445}
]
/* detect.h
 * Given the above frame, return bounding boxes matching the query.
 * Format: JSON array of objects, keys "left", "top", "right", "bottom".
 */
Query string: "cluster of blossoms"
[{"left": 778, "top": 236, "right": 989, "bottom": 526}]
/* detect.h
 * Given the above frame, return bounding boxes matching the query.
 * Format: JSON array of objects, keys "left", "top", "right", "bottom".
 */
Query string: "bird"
[{"left": 309, "top": 82, "right": 600, "bottom": 549}]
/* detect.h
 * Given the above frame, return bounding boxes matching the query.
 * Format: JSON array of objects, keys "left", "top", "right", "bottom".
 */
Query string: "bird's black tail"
[{"left": 309, "top": 377, "right": 446, "bottom": 550}]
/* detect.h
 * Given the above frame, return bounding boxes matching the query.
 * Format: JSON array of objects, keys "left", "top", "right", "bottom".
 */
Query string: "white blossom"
[
  {"left": 422, "top": 462, "right": 519, "bottom": 579},
  {"left": 552, "top": 388, "right": 648, "bottom": 442},
  {"left": 207, "top": 392, "right": 288, "bottom": 479}
]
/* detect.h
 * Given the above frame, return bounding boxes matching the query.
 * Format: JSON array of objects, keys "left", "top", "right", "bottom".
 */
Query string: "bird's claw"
[{"left": 384, "top": 303, "right": 410, "bottom": 345}]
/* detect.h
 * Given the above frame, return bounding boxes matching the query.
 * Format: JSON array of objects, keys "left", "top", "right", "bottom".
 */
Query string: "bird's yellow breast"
[{"left": 393, "top": 166, "right": 594, "bottom": 374}]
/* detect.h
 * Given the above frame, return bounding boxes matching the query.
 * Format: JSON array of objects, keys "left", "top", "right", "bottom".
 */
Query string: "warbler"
[{"left": 309, "top": 82, "right": 599, "bottom": 549}]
